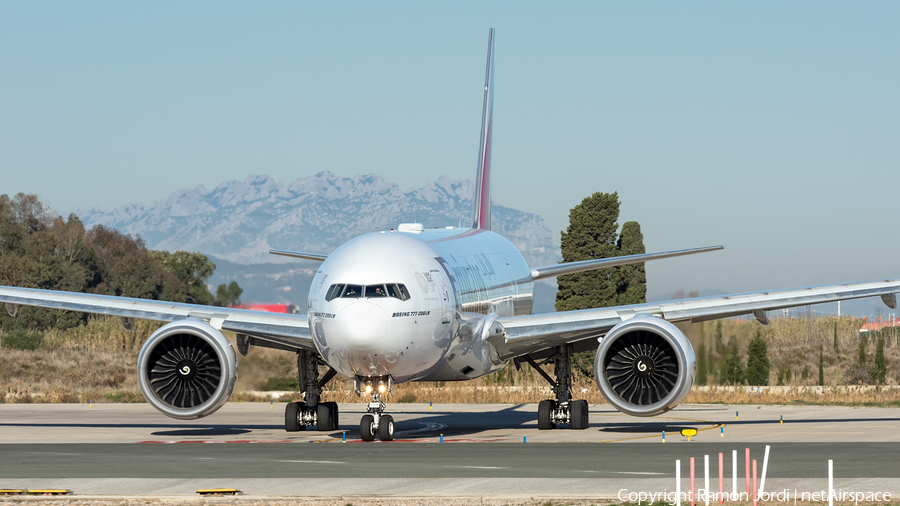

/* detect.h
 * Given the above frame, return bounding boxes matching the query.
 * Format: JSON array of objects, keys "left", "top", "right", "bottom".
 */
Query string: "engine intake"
[
  {"left": 594, "top": 314, "right": 695, "bottom": 417},
  {"left": 137, "top": 319, "right": 237, "bottom": 419}
]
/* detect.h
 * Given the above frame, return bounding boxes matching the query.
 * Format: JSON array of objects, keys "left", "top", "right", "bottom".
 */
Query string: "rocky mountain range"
[{"left": 75, "top": 172, "right": 562, "bottom": 311}]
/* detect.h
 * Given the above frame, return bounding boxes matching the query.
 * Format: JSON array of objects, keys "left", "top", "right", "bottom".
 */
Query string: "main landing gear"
[
  {"left": 356, "top": 376, "right": 394, "bottom": 442},
  {"left": 522, "top": 344, "right": 590, "bottom": 430},
  {"left": 284, "top": 350, "right": 340, "bottom": 432}
]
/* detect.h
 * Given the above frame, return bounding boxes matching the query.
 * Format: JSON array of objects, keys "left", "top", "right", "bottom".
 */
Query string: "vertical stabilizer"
[{"left": 472, "top": 28, "right": 495, "bottom": 230}]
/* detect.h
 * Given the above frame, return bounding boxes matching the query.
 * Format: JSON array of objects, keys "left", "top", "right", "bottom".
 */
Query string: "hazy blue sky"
[{"left": 2, "top": 2, "right": 898, "bottom": 313}]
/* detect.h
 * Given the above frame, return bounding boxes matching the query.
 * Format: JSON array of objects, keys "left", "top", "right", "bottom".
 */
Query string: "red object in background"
[{"left": 230, "top": 303, "right": 298, "bottom": 314}]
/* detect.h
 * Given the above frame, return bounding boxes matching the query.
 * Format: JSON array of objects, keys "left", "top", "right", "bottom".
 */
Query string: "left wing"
[
  {"left": 496, "top": 278, "right": 900, "bottom": 359},
  {"left": 0, "top": 286, "right": 313, "bottom": 351}
]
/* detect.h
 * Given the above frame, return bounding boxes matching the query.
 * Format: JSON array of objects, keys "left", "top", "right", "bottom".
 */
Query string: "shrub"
[
  {"left": 257, "top": 377, "right": 300, "bottom": 391},
  {"left": 0, "top": 330, "right": 44, "bottom": 350}
]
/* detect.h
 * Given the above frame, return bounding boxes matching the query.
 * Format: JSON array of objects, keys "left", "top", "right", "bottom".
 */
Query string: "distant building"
[{"left": 230, "top": 303, "right": 301, "bottom": 314}]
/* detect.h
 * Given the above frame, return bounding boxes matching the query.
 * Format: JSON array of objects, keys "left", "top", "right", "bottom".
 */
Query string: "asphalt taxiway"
[{"left": 1, "top": 403, "right": 899, "bottom": 498}]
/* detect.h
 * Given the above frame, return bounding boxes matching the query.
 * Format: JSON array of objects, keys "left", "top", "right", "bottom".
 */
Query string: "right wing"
[
  {"left": 269, "top": 249, "right": 328, "bottom": 262},
  {"left": 0, "top": 285, "right": 314, "bottom": 351},
  {"left": 529, "top": 245, "right": 723, "bottom": 281},
  {"left": 496, "top": 278, "right": 900, "bottom": 359}
]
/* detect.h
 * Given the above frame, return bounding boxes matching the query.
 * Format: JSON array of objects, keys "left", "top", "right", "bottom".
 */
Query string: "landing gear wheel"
[
  {"left": 571, "top": 400, "right": 589, "bottom": 430},
  {"left": 360, "top": 414, "right": 376, "bottom": 441},
  {"left": 285, "top": 401, "right": 305, "bottom": 432},
  {"left": 316, "top": 403, "right": 334, "bottom": 431},
  {"left": 378, "top": 414, "right": 395, "bottom": 441},
  {"left": 538, "top": 400, "right": 556, "bottom": 430},
  {"left": 324, "top": 401, "right": 339, "bottom": 430}
]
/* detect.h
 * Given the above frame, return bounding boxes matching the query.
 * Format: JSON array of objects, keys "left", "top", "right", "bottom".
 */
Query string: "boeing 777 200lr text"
[{"left": 2, "top": 29, "right": 899, "bottom": 441}]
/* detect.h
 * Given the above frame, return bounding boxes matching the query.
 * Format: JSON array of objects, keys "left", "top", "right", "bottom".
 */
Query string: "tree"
[
  {"left": 697, "top": 338, "right": 708, "bottom": 386},
  {"left": 215, "top": 281, "right": 244, "bottom": 307},
  {"left": 818, "top": 347, "right": 825, "bottom": 386},
  {"left": 859, "top": 338, "right": 867, "bottom": 366},
  {"left": 714, "top": 320, "right": 724, "bottom": 353},
  {"left": 556, "top": 192, "right": 646, "bottom": 377},
  {"left": 707, "top": 339, "right": 716, "bottom": 384},
  {"left": 613, "top": 221, "right": 646, "bottom": 306},
  {"left": 149, "top": 250, "right": 216, "bottom": 304},
  {"left": 875, "top": 336, "right": 887, "bottom": 384},
  {"left": 719, "top": 337, "right": 745, "bottom": 386},
  {"left": 833, "top": 321, "right": 839, "bottom": 355},
  {"left": 745, "top": 330, "right": 770, "bottom": 386},
  {"left": 556, "top": 192, "right": 646, "bottom": 311}
]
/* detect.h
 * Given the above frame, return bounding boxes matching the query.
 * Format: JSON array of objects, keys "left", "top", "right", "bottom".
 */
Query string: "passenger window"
[
  {"left": 365, "top": 284, "right": 388, "bottom": 298},
  {"left": 341, "top": 285, "right": 362, "bottom": 298}
]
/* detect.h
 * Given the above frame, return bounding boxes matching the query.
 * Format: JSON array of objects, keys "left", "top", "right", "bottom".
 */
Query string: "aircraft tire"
[
  {"left": 538, "top": 400, "right": 555, "bottom": 430},
  {"left": 378, "top": 414, "right": 394, "bottom": 441},
  {"left": 285, "top": 402, "right": 303, "bottom": 432},
  {"left": 316, "top": 403, "right": 333, "bottom": 431},
  {"left": 360, "top": 414, "right": 376, "bottom": 441},
  {"left": 324, "top": 401, "right": 339, "bottom": 430},
  {"left": 571, "top": 400, "right": 589, "bottom": 430}
]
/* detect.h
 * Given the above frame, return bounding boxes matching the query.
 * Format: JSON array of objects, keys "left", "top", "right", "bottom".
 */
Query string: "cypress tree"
[
  {"left": 614, "top": 221, "right": 647, "bottom": 305},
  {"left": 875, "top": 336, "right": 886, "bottom": 384},
  {"left": 697, "top": 339, "right": 708, "bottom": 386},
  {"left": 707, "top": 341, "right": 715, "bottom": 384},
  {"left": 859, "top": 339, "right": 867, "bottom": 366},
  {"left": 714, "top": 320, "right": 724, "bottom": 353},
  {"left": 818, "top": 347, "right": 825, "bottom": 386},
  {"left": 746, "top": 330, "right": 770, "bottom": 386},
  {"left": 556, "top": 192, "right": 622, "bottom": 312},
  {"left": 833, "top": 321, "right": 839, "bottom": 355}
]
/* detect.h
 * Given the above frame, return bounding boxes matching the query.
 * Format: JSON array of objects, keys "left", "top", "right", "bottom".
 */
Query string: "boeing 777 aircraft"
[{"left": 2, "top": 29, "right": 899, "bottom": 441}]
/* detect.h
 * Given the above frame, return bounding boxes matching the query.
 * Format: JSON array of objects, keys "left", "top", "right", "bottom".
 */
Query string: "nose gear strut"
[
  {"left": 284, "top": 350, "right": 339, "bottom": 432},
  {"left": 522, "top": 344, "right": 590, "bottom": 430}
]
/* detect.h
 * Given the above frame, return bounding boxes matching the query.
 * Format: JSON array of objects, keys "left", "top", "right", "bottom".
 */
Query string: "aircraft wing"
[
  {"left": 0, "top": 285, "right": 314, "bottom": 351},
  {"left": 495, "top": 278, "right": 900, "bottom": 360}
]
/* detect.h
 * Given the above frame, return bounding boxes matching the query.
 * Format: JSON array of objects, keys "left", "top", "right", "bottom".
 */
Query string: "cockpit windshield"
[{"left": 325, "top": 283, "right": 411, "bottom": 302}]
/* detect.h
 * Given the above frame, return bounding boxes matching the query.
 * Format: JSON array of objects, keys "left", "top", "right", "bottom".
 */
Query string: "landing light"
[
  {"left": 364, "top": 385, "right": 373, "bottom": 393},
  {"left": 378, "top": 384, "right": 387, "bottom": 394}
]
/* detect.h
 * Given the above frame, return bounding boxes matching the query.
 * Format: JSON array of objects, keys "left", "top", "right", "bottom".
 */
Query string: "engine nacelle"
[
  {"left": 594, "top": 314, "right": 695, "bottom": 417},
  {"left": 137, "top": 318, "right": 238, "bottom": 420}
]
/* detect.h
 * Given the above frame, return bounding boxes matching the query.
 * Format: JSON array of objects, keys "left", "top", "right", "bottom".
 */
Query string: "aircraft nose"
[{"left": 338, "top": 302, "right": 387, "bottom": 351}]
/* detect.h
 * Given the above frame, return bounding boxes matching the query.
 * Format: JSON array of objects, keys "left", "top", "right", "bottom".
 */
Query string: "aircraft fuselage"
[{"left": 307, "top": 226, "right": 534, "bottom": 383}]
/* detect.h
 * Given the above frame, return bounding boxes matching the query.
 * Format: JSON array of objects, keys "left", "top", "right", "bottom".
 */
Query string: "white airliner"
[{"left": 2, "top": 29, "right": 899, "bottom": 441}]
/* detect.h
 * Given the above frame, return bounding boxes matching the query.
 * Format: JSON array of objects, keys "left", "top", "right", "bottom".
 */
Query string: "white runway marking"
[
  {"left": 278, "top": 460, "right": 346, "bottom": 464},
  {"left": 616, "top": 471, "right": 665, "bottom": 475},
  {"left": 446, "top": 465, "right": 508, "bottom": 470}
]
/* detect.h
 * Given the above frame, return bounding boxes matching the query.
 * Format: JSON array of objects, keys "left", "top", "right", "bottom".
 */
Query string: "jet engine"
[
  {"left": 137, "top": 318, "right": 237, "bottom": 420},
  {"left": 594, "top": 314, "right": 695, "bottom": 417}
]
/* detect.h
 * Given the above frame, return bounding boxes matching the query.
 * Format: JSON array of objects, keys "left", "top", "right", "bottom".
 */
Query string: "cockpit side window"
[
  {"left": 386, "top": 283, "right": 401, "bottom": 299},
  {"left": 341, "top": 285, "right": 362, "bottom": 298},
  {"left": 325, "top": 284, "right": 345, "bottom": 302},
  {"left": 397, "top": 284, "right": 411, "bottom": 301}
]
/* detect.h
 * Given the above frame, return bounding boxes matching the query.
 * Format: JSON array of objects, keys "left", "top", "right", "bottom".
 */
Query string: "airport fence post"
[
  {"left": 718, "top": 452, "right": 724, "bottom": 503},
  {"left": 745, "top": 448, "right": 751, "bottom": 497},
  {"left": 690, "top": 457, "right": 696, "bottom": 506},
  {"left": 828, "top": 460, "right": 834, "bottom": 506},
  {"left": 732, "top": 450, "right": 737, "bottom": 500},
  {"left": 752, "top": 459, "right": 758, "bottom": 506},
  {"left": 705, "top": 454, "right": 710, "bottom": 506},
  {"left": 676, "top": 459, "right": 681, "bottom": 506}
]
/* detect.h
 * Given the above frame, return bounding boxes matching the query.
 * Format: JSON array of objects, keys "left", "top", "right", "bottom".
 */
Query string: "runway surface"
[{"left": 1, "top": 403, "right": 899, "bottom": 498}]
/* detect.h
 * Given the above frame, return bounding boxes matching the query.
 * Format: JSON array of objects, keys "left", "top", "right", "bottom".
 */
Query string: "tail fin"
[{"left": 472, "top": 28, "right": 495, "bottom": 230}]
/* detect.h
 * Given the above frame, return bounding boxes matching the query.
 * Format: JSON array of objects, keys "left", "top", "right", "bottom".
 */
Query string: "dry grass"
[{"left": 2, "top": 314, "right": 898, "bottom": 406}]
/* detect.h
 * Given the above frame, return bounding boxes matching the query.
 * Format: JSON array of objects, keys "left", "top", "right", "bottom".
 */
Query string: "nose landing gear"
[
  {"left": 356, "top": 376, "right": 395, "bottom": 441},
  {"left": 284, "top": 350, "right": 339, "bottom": 432}
]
